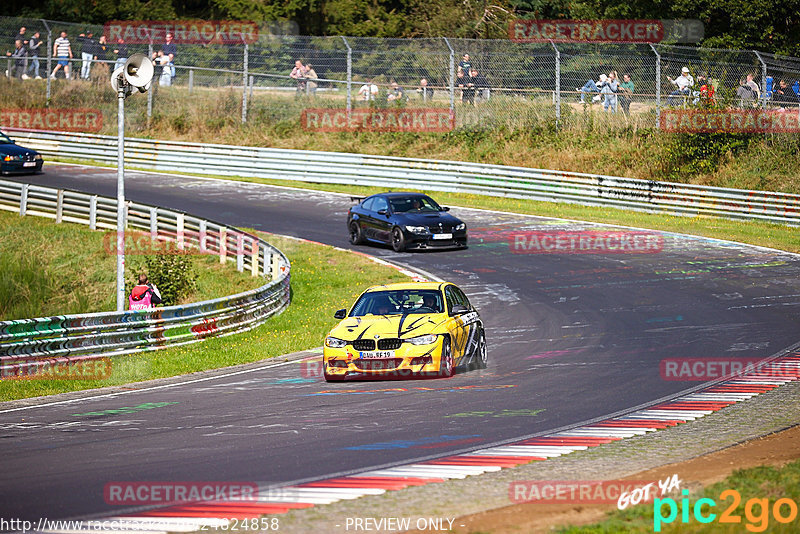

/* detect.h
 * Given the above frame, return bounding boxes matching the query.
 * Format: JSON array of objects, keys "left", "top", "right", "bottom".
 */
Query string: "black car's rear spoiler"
[{"left": 350, "top": 196, "right": 365, "bottom": 203}]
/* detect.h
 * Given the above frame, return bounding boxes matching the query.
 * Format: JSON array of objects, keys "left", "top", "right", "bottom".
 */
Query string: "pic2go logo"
[{"left": 654, "top": 489, "right": 799, "bottom": 532}]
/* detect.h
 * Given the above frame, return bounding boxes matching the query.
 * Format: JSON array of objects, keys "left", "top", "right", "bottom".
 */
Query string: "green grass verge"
[
  {"left": 49, "top": 158, "right": 800, "bottom": 255},
  {"left": 0, "top": 234, "right": 408, "bottom": 401},
  {"left": 0, "top": 210, "right": 263, "bottom": 321},
  {"left": 558, "top": 459, "right": 800, "bottom": 532}
]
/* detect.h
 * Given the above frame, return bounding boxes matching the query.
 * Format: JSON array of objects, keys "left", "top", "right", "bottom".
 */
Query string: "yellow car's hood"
[{"left": 329, "top": 313, "right": 447, "bottom": 341}]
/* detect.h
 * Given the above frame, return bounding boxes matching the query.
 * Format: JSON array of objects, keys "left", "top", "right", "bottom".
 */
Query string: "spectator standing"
[
  {"left": 113, "top": 38, "right": 128, "bottom": 70},
  {"left": 92, "top": 35, "right": 109, "bottom": 81},
  {"left": 772, "top": 79, "right": 797, "bottom": 109},
  {"left": 602, "top": 70, "right": 619, "bottom": 113},
  {"left": 14, "top": 26, "right": 28, "bottom": 46},
  {"left": 736, "top": 76, "right": 757, "bottom": 108},
  {"left": 50, "top": 31, "right": 72, "bottom": 79},
  {"left": 387, "top": 81, "right": 406, "bottom": 102},
  {"left": 745, "top": 73, "right": 760, "bottom": 100},
  {"left": 458, "top": 53, "right": 472, "bottom": 75},
  {"left": 305, "top": 63, "right": 318, "bottom": 96},
  {"left": 461, "top": 70, "right": 476, "bottom": 105},
  {"left": 290, "top": 60, "right": 307, "bottom": 94},
  {"left": 358, "top": 80, "right": 378, "bottom": 101},
  {"left": 469, "top": 68, "right": 489, "bottom": 103},
  {"left": 619, "top": 73, "right": 634, "bottom": 115},
  {"left": 128, "top": 273, "right": 162, "bottom": 311},
  {"left": 667, "top": 66, "right": 694, "bottom": 106},
  {"left": 77, "top": 30, "right": 96, "bottom": 80},
  {"left": 417, "top": 78, "right": 434, "bottom": 101},
  {"left": 456, "top": 69, "right": 466, "bottom": 102},
  {"left": 27, "top": 31, "right": 42, "bottom": 78},
  {"left": 162, "top": 32, "right": 177, "bottom": 81},
  {"left": 6, "top": 40, "right": 27, "bottom": 79}
]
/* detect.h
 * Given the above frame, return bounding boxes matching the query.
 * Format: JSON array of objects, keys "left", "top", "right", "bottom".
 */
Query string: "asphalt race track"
[{"left": 3, "top": 165, "right": 800, "bottom": 523}]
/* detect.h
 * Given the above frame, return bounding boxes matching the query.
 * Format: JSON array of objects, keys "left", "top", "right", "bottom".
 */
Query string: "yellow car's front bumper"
[{"left": 323, "top": 337, "right": 445, "bottom": 378}]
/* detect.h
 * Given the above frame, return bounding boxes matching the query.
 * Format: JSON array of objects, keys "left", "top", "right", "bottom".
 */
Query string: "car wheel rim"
[
  {"left": 478, "top": 334, "right": 487, "bottom": 365},
  {"left": 392, "top": 229, "right": 401, "bottom": 244}
]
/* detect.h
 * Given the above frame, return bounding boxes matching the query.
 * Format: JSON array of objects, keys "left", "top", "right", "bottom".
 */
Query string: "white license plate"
[
  {"left": 23, "top": 162, "right": 36, "bottom": 167},
  {"left": 359, "top": 350, "right": 395, "bottom": 359},
  {"left": 432, "top": 233, "right": 452, "bottom": 240}
]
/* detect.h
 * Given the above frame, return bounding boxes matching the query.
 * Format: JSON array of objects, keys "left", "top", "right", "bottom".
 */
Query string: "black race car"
[
  {"left": 347, "top": 192, "right": 467, "bottom": 252},
  {"left": 0, "top": 131, "right": 44, "bottom": 175}
]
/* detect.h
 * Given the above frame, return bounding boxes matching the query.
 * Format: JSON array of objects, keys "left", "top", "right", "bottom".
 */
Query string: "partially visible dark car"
[
  {"left": 0, "top": 131, "right": 44, "bottom": 175},
  {"left": 347, "top": 192, "right": 467, "bottom": 252}
]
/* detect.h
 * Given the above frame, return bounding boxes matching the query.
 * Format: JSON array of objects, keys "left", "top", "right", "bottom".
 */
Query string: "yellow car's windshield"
[{"left": 350, "top": 290, "right": 444, "bottom": 316}]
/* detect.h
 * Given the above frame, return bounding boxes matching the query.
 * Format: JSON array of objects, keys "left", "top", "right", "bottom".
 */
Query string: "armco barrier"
[
  {"left": 6, "top": 129, "right": 800, "bottom": 226},
  {"left": 0, "top": 179, "right": 291, "bottom": 371}
]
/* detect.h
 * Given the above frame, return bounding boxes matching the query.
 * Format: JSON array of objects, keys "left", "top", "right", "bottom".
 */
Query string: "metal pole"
[
  {"left": 342, "top": 37, "right": 352, "bottom": 114},
  {"left": 188, "top": 68, "right": 193, "bottom": 94},
  {"left": 116, "top": 85, "right": 126, "bottom": 311},
  {"left": 550, "top": 41, "right": 560, "bottom": 128},
  {"left": 649, "top": 44, "right": 661, "bottom": 128},
  {"left": 43, "top": 20, "right": 52, "bottom": 105},
  {"left": 241, "top": 43, "right": 249, "bottom": 123},
  {"left": 249, "top": 74, "right": 254, "bottom": 102},
  {"left": 146, "top": 42, "right": 153, "bottom": 124},
  {"left": 443, "top": 37, "right": 454, "bottom": 113},
  {"left": 753, "top": 51, "right": 768, "bottom": 109}
]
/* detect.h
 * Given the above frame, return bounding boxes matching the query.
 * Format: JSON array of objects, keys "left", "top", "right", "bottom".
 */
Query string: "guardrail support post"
[
  {"left": 90, "top": 195, "right": 97, "bottom": 229},
  {"left": 236, "top": 234, "right": 244, "bottom": 272},
  {"left": 271, "top": 253, "right": 281, "bottom": 281},
  {"left": 56, "top": 189, "right": 64, "bottom": 223},
  {"left": 20, "top": 184, "right": 28, "bottom": 216},
  {"left": 176, "top": 213, "right": 185, "bottom": 250},
  {"left": 199, "top": 220, "right": 207, "bottom": 253},
  {"left": 251, "top": 240, "right": 259, "bottom": 276},
  {"left": 342, "top": 37, "right": 352, "bottom": 115},
  {"left": 220, "top": 227, "right": 227, "bottom": 264},
  {"left": 149, "top": 207, "right": 158, "bottom": 238},
  {"left": 443, "top": 37, "right": 455, "bottom": 114}
]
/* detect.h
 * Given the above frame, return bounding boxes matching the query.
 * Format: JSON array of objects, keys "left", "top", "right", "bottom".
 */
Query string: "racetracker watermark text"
[
  {"left": 509, "top": 230, "right": 664, "bottom": 254},
  {"left": 509, "top": 19, "right": 703, "bottom": 43},
  {"left": 102, "top": 230, "right": 257, "bottom": 256},
  {"left": 660, "top": 358, "right": 798, "bottom": 381},
  {"left": 1, "top": 358, "right": 112, "bottom": 380},
  {"left": 1, "top": 108, "right": 103, "bottom": 133},
  {"left": 301, "top": 108, "right": 454, "bottom": 132},
  {"left": 104, "top": 482, "right": 258, "bottom": 505},
  {"left": 660, "top": 109, "right": 800, "bottom": 133},
  {"left": 104, "top": 20, "right": 259, "bottom": 44}
]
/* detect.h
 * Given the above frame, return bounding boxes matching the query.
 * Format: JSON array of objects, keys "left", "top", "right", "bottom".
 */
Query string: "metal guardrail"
[
  {"left": 0, "top": 178, "right": 291, "bottom": 371},
  {"left": 7, "top": 128, "right": 800, "bottom": 226}
]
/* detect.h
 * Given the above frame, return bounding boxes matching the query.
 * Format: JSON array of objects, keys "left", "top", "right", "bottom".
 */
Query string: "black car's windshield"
[
  {"left": 0, "top": 132, "right": 13, "bottom": 144},
  {"left": 349, "top": 289, "right": 444, "bottom": 316},
  {"left": 389, "top": 196, "right": 442, "bottom": 214}
]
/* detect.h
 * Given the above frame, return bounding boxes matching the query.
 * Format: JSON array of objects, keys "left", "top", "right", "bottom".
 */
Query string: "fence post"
[
  {"left": 550, "top": 41, "right": 561, "bottom": 128},
  {"left": 649, "top": 44, "right": 661, "bottom": 128},
  {"left": 188, "top": 68, "right": 194, "bottom": 94},
  {"left": 149, "top": 206, "right": 157, "bottom": 238},
  {"left": 220, "top": 227, "right": 227, "bottom": 264},
  {"left": 241, "top": 43, "right": 249, "bottom": 123},
  {"left": 147, "top": 42, "right": 153, "bottom": 124},
  {"left": 236, "top": 234, "right": 244, "bottom": 272},
  {"left": 43, "top": 20, "right": 52, "bottom": 105},
  {"left": 176, "top": 213, "right": 185, "bottom": 250},
  {"left": 753, "top": 51, "right": 768, "bottom": 109},
  {"left": 249, "top": 75, "right": 254, "bottom": 102},
  {"left": 443, "top": 37, "right": 455, "bottom": 113},
  {"left": 342, "top": 37, "right": 352, "bottom": 114},
  {"left": 251, "top": 240, "right": 259, "bottom": 276},
  {"left": 199, "top": 220, "right": 207, "bottom": 253}
]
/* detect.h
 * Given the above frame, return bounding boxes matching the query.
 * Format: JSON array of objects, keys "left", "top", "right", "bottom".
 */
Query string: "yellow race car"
[{"left": 322, "top": 282, "right": 487, "bottom": 381}]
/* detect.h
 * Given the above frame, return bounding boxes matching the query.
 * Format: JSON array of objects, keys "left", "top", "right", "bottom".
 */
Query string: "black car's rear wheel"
[
  {"left": 391, "top": 227, "right": 406, "bottom": 252},
  {"left": 349, "top": 221, "right": 365, "bottom": 245},
  {"left": 437, "top": 337, "right": 454, "bottom": 378}
]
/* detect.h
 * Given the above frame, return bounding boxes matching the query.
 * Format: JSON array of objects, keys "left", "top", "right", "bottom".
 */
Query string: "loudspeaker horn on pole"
[
  {"left": 123, "top": 53, "right": 154, "bottom": 92},
  {"left": 110, "top": 66, "right": 127, "bottom": 93}
]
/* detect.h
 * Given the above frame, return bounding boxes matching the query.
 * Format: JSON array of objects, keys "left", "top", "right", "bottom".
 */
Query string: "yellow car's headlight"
[
  {"left": 407, "top": 334, "right": 437, "bottom": 346},
  {"left": 325, "top": 336, "right": 347, "bottom": 348}
]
